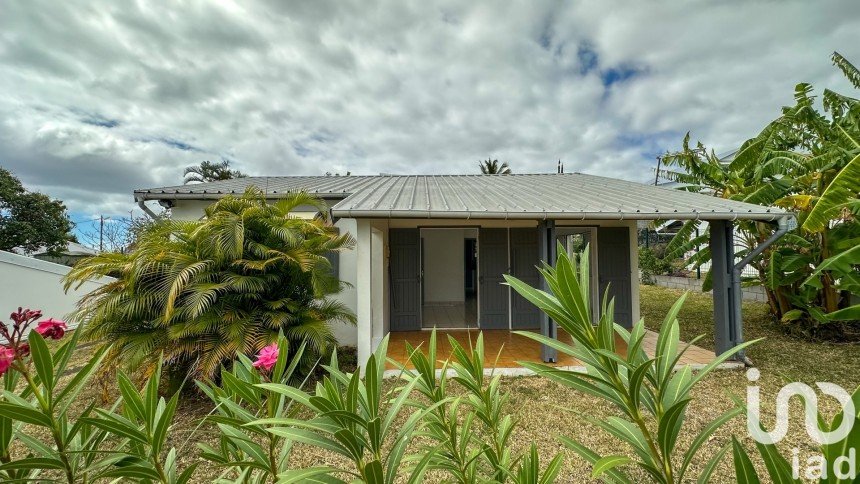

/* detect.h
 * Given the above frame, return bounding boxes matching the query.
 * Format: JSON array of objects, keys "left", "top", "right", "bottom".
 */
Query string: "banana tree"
[{"left": 660, "top": 52, "right": 860, "bottom": 334}]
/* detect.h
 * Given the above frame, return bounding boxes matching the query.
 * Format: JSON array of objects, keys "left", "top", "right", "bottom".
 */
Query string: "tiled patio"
[{"left": 386, "top": 329, "right": 720, "bottom": 372}]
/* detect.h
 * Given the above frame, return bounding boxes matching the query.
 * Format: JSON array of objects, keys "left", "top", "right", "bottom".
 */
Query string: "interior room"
[{"left": 420, "top": 227, "right": 478, "bottom": 329}]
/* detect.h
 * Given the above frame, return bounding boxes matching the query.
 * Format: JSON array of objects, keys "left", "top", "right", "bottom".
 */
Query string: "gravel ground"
[{"left": 27, "top": 285, "right": 860, "bottom": 482}]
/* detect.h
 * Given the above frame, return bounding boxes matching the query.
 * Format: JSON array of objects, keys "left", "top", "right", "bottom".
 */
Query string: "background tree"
[
  {"left": 478, "top": 158, "right": 512, "bottom": 174},
  {"left": 64, "top": 189, "right": 355, "bottom": 379},
  {"left": 660, "top": 52, "right": 860, "bottom": 338},
  {"left": 0, "top": 167, "right": 74, "bottom": 254},
  {"left": 183, "top": 159, "right": 247, "bottom": 184},
  {"left": 77, "top": 211, "right": 168, "bottom": 253}
]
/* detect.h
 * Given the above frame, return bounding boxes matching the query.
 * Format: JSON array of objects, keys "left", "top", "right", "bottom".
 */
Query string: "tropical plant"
[
  {"left": 394, "top": 330, "right": 563, "bottom": 483},
  {"left": 0, "top": 307, "right": 198, "bottom": 483},
  {"left": 197, "top": 336, "right": 315, "bottom": 482},
  {"left": 0, "top": 167, "right": 74, "bottom": 254},
  {"left": 253, "top": 337, "right": 438, "bottom": 483},
  {"left": 504, "top": 244, "right": 758, "bottom": 483},
  {"left": 183, "top": 159, "right": 247, "bottom": 184},
  {"left": 81, "top": 361, "right": 197, "bottom": 483},
  {"left": 479, "top": 158, "right": 513, "bottom": 175},
  {"left": 0, "top": 309, "right": 107, "bottom": 483},
  {"left": 63, "top": 189, "right": 355, "bottom": 380},
  {"left": 659, "top": 52, "right": 860, "bottom": 336},
  {"left": 729, "top": 385, "right": 860, "bottom": 482}
]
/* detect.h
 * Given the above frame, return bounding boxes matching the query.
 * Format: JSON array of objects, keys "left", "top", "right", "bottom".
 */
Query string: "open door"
[
  {"left": 389, "top": 228, "right": 421, "bottom": 331},
  {"left": 479, "top": 228, "right": 509, "bottom": 329}
]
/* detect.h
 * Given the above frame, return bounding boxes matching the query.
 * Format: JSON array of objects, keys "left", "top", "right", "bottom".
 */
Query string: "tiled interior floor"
[
  {"left": 421, "top": 296, "right": 477, "bottom": 329},
  {"left": 387, "top": 328, "right": 716, "bottom": 369}
]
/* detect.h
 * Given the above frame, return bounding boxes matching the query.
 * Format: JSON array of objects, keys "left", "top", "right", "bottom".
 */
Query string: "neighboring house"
[
  {"left": 32, "top": 242, "right": 98, "bottom": 267},
  {"left": 134, "top": 173, "right": 789, "bottom": 367}
]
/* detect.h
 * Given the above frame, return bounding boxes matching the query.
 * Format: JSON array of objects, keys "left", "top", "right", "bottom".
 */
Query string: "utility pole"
[
  {"left": 99, "top": 215, "right": 104, "bottom": 252},
  {"left": 654, "top": 155, "right": 662, "bottom": 185}
]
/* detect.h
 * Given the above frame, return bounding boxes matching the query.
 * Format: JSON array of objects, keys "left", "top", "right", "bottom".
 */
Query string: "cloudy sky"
[{"left": 1, "top": 1, "right": 858, "bottom": 233}]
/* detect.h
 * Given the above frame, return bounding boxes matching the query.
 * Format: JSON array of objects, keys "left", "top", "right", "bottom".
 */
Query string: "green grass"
[
  {"left": 27, "top": 285, "right": 860, "bottom": 482},
  {"left": 640, "top": 284, "right": 860, "bottom": 387}
]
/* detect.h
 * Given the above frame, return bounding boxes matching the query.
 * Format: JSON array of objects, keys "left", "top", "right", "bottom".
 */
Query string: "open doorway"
[
  {"left": 556, "top": 227, "right": 599, "bottom": 321},
  {"left": 420, "top": 228, "right": 479, "bottom": 329}
]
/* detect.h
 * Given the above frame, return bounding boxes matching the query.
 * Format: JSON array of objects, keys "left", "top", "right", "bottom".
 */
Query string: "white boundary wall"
[
  {"left": 0, "top": 251, "right": 114, "bottom": 327},
  {"left": 652, "top": 274, "right": 768, "bottom": 302}
]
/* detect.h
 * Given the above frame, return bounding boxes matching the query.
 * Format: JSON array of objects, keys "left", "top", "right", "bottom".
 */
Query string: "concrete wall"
[
  {"left": 652, "top": 274, "right": 768, "bottom": 302},
  {"left": 0, "top": 251, "right": 114, "bottom": 329},
  {"left": 421, "top": 229, "right": 471, "bottom": 304}
]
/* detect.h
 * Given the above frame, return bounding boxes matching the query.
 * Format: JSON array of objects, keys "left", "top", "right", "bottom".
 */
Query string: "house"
[
  {"left": 134, "top": 173, "right": 790, "bottom": 370},
  {"left": 31, "top": 242, "right": 98, "bottom": 267}
]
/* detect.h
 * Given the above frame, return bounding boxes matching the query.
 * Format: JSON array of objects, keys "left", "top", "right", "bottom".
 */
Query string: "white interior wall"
[{"left": 421, "top": 229, "right": 470, "bottom": 304}]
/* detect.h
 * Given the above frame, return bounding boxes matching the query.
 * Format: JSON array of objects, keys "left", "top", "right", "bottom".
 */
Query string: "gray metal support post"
[
  {"left": 708, "top": 220, "right": 740, "bottom": 357},
  {"left": 538, "top": 220, "right": 557, "bottom": 363}
]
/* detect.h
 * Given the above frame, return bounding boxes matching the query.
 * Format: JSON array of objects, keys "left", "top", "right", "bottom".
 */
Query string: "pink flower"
[
  {"left": 252, "top": 343, "right": 279, "bottom": 371},
  {"left": 0, "top": 347, "right": 16, "bottom": 375},
  {"left": 35, "top": 319, "right": 67, "bottom": 340}
]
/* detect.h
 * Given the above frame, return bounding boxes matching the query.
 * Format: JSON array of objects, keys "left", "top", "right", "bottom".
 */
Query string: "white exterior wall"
[{"left": 0, "top": 251, "right": 114, "bottom": 329}]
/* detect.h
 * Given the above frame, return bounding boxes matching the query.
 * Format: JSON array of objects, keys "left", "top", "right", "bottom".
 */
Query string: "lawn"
[{"left": 37, "top": 285, "right": 860, "bottom": 482}]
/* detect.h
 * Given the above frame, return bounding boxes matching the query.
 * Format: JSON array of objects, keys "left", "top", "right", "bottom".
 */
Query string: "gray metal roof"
[{"left": 134, "top": 174, "right": 788, "bottom": 221}]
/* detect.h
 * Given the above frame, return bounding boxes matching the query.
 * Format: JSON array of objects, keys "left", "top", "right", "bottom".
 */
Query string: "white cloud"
[{"left": 0, "top": 0, "right": 858, "bottom": 217}]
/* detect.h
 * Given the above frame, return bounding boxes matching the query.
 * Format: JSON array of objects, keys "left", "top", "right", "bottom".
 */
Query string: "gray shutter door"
[
  {"left": 389, "top": 228, "right": 421, "bottom": 331},
  {"left": 510, "top": 228, "right": 540, "bottom": 329},
  {"left": 479, "top": 228, "right": 509, "bottom": 329},
  {"left": 597, "top": 227, "right": 633, "bottom": 328}
]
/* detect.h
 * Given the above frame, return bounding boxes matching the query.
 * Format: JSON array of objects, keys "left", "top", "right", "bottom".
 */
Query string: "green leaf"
[
  {"left": 591, "top": 455, "right": 632, "bottom": 479},
  {"left": 116, "top": 372, "right": 146, "bottom": 421},
  {"left": 680, "top": 406, "right": 744, "bottom": 481},
  {"left": 267, "top": 427, "right": 350, "bottom": 458},
  {"left": 803, "top": 245, "right": 860, "bottom": 286},
  {"left": 0, "top": 456, "right": 66, "bottom": 470},
  {"left": 658, "top": 399, "right": 690, "bottom": 460},
  {"left": 559, "top": 436, "right": 631, "bottom": 483},
  {"left": 27, "top": 331, "right": 54, "bottom": 394},
  {"left": 803, "top": 150, "right": 860, "bottom": 232},
  {"left": 81, "top": 413, "right": 149, "bottom": 444},
  {"left": 363, "top": 459, "right": 384, "bottom": 483},
  {"left": 100, "top": 463, "right": 162, "bottom": 480},
  {"left": 826, "top": 304, "right": 860, "bottom": 321},
  {"left": 696, "top": 443, "right": 730, "bottom": 484},
  {"left": 732, "top": 437, "right": 761, "bottom": 484},
  {"left": 754, "top": 441, "right": 798, "bottom": 484},
  {"left": 278, "top": 467, "right": 342, "bottom": 483},
  {"left": 0, "top": 402, "right": 53, "bottom": 428}
]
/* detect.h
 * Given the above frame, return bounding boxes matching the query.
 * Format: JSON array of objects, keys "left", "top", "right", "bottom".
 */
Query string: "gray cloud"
[{"left": 1, "top": 0, "right": 858, "bottom": 217}]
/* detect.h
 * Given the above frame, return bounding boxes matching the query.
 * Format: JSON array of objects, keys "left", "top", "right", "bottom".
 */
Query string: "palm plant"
[
  {"left": 660, "top": 52, "right": 860, "bottom": 333},
  {"left": 504, "top": 244, "right": 758, "bottom": 483},
  {"left": 63, "top": 189, "right": 355, "bottom": 379},
  {"left": 183, "top": 159, "right": 246, "bottom": 184},
  {"left": 479, "top": 158, "right": 513, "bottom": 174}
]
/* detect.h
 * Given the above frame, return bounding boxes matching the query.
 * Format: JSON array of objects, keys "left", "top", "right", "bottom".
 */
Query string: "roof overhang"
[{"left": 329, "top": 208, "right": 790, "bottom": 222}]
